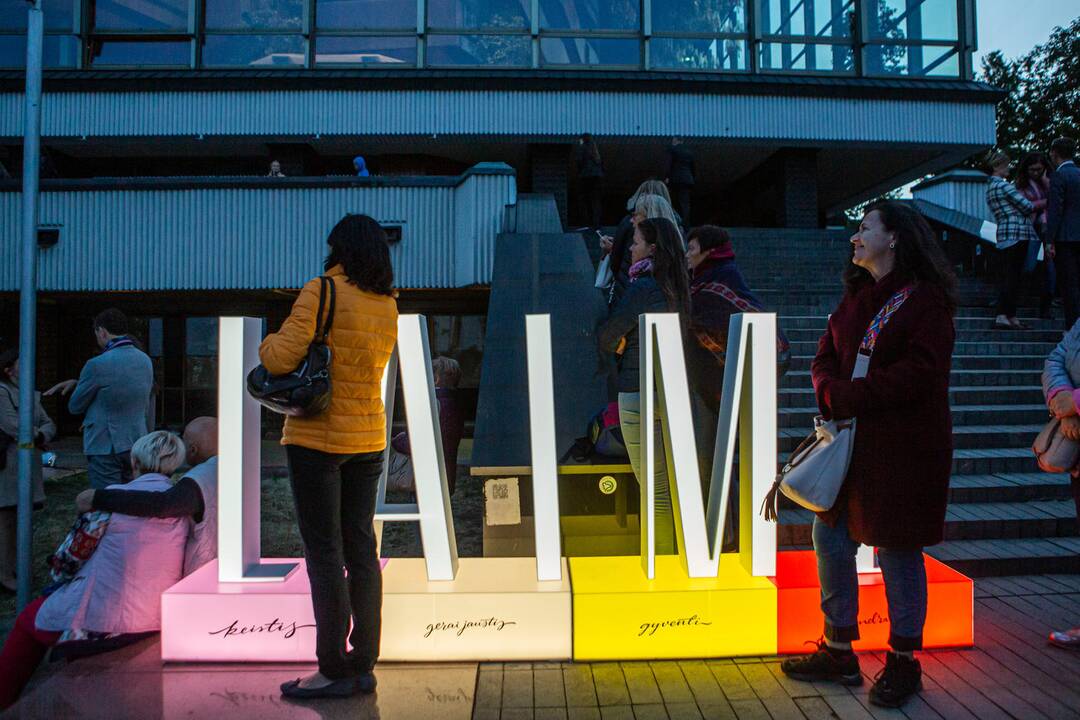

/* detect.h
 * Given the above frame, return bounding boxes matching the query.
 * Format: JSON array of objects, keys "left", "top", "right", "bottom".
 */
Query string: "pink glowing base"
[{"left": 161, "top": 559, "right": 388, "bottom": 662}]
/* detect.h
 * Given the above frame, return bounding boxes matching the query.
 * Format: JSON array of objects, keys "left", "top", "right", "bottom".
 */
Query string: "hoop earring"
[{"left": 889, "top": 243, "right": 896, "bottom": 249}]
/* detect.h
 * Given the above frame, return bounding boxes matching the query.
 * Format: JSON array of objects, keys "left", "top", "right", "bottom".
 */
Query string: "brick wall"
[
  {"left": 527, "top": 144, "right": 571, "bottom": 227},
  {"left": 778, "top": 148, "right": 820, "bottom": 229}
]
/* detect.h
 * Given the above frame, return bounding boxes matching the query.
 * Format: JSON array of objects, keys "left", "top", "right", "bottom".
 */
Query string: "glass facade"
[{"left": 0, "top": 0, "right": 973, "bottom": 78}]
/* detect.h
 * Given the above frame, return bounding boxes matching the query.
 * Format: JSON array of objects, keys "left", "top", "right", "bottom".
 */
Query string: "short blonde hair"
[
  {"left": 988, "top": 151, "right": 1011, "bottom": 170},
  {"left": 626, "top": 179, "right": 670, "bottom": 211},
  {"left": 432, "top": 356, "right": 462, "bottom": 388},
  {"left": 130, "top": 430, "right": 186, "bottom": 476}
]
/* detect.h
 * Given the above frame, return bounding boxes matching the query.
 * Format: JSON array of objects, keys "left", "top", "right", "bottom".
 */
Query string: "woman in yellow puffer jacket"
[{"left": 260, "top": 214, "right": 397, "bottom": 701}]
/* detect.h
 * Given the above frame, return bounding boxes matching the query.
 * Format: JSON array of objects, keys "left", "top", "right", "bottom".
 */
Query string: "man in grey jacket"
[
  {"left": 1046, "top": 137, "right": 1080, "bottom": 329},
  {"left": 46, "top": 309, "right": 153, "bottom": 489}
]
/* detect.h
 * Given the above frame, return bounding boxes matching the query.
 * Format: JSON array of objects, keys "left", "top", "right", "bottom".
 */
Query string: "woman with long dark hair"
[
  {"left": 597, "top": 217, "right": 689, "bottom": 556},
  {"left": 260, "top": 214, "right": 398, "bottom": 699},
  {"left": 576, "top": 132, "right": 605, "bottom": 230},
  {"left": 1016, "top": 152, "right": 1056, "bottom": 318},
  {"left": 781, "top": 201, "right": 956, "bottom": 709}
]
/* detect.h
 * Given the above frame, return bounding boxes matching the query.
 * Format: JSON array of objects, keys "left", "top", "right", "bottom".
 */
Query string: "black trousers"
[
  {"left": 1056, "top": 242, "right": 1080, "bottom": 331},
  {"left": 995, "top": 241, "right": 1029, "bottom": 318},
  {"left": 670, "top": 183, "right": 692, "bottom": 225},
  {"left": 286, "top": 444, "right": 384, "bottom": 679},
  {"left": 580, "top": 177, "right": 603, "bottom": 229}
]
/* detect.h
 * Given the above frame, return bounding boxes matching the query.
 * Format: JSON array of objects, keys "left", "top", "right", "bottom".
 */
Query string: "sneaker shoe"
[
  {"left": 780, "top": 639, "right": 863, "bottom": 686},
  {"left": 869, "top": 652, "right": 922, "bottom": 708},
  {"left": 1048, "top": 626, "right": 1080, "bottom": 650}
]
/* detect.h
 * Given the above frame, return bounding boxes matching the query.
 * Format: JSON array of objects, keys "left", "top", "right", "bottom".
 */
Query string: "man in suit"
[
  {"left": 1046, "top": 137, "right": 1080, "bottom": 329},
  {"left": 665, "top": 137, "right": 696, "bottom": 225},
  {"left": 46, "top": 309, "right": 153, "bottom": 489}
]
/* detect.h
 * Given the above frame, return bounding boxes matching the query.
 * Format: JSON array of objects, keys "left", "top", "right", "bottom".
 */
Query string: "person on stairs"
[
  {"left": 781, "top": 201, "right": 956, "bottom": 708},
  {"left": 986, "top": 151, "right": 1037, "bottom": 330},
  {"left": 1039, "top": 315, "right": 1080, "bottom": 650}
]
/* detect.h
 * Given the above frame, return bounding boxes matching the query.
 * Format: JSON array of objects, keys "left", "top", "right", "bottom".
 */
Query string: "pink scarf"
[{"left": 628, "top": 257, "right": 654, "bottom": 281}]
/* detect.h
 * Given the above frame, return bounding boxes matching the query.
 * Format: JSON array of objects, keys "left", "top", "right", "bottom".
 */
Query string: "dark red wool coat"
[{"left": 811, "top": 271, "right": 955, "bottom": 549}]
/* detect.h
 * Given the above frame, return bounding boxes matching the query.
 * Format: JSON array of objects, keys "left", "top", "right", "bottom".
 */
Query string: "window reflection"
[
  {"left": 759, "top": 42, "right": 852, "bottom": 73},
  {"left": 204, "top": 0, "right": 304, "bottom": 31},
  {"left": 652, "top": 0, "right": 745, "bottom": 34},
  {"left": 864, "top": 43, "right": 958, "bottom": 76},
  {"left": 316, "top": 0, "right": 416, "bottom": 30},
  {"left": 91, "top": 39, "right": 190, "bottom": 66},
  {"left": 868, "top": 0, "right": 957, "bottom": 41},
  {"left": 428, "top": 0, "right": 530, "bottom": 29},
  {"left": 539, "top": 0, "right": 639, "bottom": 31},
  {"left": 651, "top": 37, "right": 745, "bottom": 71},
  {"left": 541, "top": 37, "right": 638, "bottom": 66},
  {"left": 203, "top": 34, "right": 305, "bottom": 66},
  {"left": 316, "top": 36, "right": 417, "bottom": 64},
  {"left": 762, "top": 0, "right": 852, "bottom": 38},
  {"left": 93, "top": 0, "right": 190, "bottom": 31},
  {"left": 426, "top": 34, "right": 531, "bottom": 66},
  {"left": 0, "top": 0, "right": 77, "bottom": 31},
  {"left": 0, "top": 35, "right": 80, "bottom": 68}
]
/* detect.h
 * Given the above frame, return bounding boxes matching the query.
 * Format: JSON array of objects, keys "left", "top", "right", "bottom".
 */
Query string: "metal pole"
[{"left": 16, "top": 0, "right": 44, "bottom": 611}]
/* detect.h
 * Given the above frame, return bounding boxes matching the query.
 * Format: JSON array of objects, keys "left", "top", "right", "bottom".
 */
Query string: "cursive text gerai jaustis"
[
  {"left": 424, "top": 617, "right": 517, "bottom": 638},
  {"left": 208, "top": 618, "right": 315, "bottom": 640}
]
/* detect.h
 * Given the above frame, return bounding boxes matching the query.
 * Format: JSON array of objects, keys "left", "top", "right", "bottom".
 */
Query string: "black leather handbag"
[{"left": 247, "top": 276, "right": 336, "bottom": 417}]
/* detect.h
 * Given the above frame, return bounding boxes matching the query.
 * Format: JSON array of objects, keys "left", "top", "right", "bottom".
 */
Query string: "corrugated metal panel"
[
  {"left": 912, "top": 173, "right": 991, "bottom": 222},
  {"left": 0, "top": 89, "right": 996, "bottom": 146},
  {"left": 0, "top": 166, "right": 515, "bottom": 292}
]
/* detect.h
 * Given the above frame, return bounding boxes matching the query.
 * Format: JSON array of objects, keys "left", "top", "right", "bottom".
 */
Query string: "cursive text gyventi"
[
  {"left": 424, "top": 617, "right": 517, "bottom": 639},
  {"left": 208, "top": 618, "right": 315, "bottom": 640},
  {"left": 638, "top": 614, "right": 713, "bottom": 637}
]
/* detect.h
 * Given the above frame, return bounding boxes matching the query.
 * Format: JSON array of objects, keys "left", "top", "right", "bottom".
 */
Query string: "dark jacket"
[
  {"left": 1047, "top": 160, "right": 1080, "bottom": 244},
  {"left": 811, "top": 271, "right": 955, "bottom": 549},
  {"left": 687, "top": 250, "right": 762, "bottom": 406},
  {"left": 577, "top": 144, "right": 604, "bottom": 179},
  {"left": 607, "top": 215, "right": 636, "bottom": 307},
  {"left": 666, "top": 144, "right": 696, "bottom": 186},
  {"left": 391, "top": 387, "right": 465, "bottom": 491},
  {"left": 597, "top": 273, "right": 669, "bottom": 392}
]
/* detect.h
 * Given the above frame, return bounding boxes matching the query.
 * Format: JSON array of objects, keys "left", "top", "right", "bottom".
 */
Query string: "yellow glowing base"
[
  {"left": 569, "top": 555, "right": 778, "bottom": 660},
  {"left": 380, "top": 557, "right": 572, "bottom": 661}
]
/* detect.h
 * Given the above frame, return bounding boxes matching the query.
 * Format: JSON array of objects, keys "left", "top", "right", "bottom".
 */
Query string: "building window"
[
  {"left": 539, "top": 0, "right": 639, "bottom": 32},
  {"left": 203, "top": 0, "right": 305, "bottom": 67},
  {"left": 0, "top": 0, "right": 79, "bottom": 68},
  {"left": 202, "top": 34, "right": 306, "bottom": 67},
  {"left": 650, "top": 37, "right": 746, "bottom": 71},
  {"left": 93, "top": 0, "right": 190, "bottom": 31},
  {"left": 427, "top": 34, "right": 531, "bottom": 66},
  {"left": 428, "top": 0, "right": 530, "bottom": 30},
  {"left": 757, "top": 0, "right": 854, "bottom": 74},
  {"left": 90, "top": 38, "right": 190, "bottom": 66},
  {"left": 863, "top": 0, "right": 960, "bottom": 77},
  {"left": 540, "top": 36, "right": 638, "bottom": 67},
  {"left": 316, "top": 0, "right": 417, "bottom": 30},
  {"left": 315, "top": 35, "right": 417, "bottom": 65}
]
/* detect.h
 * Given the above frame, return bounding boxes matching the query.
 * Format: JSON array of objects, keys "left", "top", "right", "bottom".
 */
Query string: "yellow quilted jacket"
[{"left": 259, "top": 265, "right": 398, "bottom": 454}]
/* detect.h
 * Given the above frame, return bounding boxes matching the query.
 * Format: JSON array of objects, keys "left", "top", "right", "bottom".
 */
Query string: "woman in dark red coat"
[{"left": 781, "top": 201, "right": 956, "bottom": 709}]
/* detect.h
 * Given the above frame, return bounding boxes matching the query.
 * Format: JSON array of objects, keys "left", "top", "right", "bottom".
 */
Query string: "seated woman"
[{"left": 0, "top": 430, "right": 189, "bottom": 710}]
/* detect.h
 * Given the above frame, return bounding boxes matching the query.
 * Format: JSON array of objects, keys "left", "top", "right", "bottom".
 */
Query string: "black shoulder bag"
[{"left": 246, "top": 276, "right": 336, "bottom": 417}]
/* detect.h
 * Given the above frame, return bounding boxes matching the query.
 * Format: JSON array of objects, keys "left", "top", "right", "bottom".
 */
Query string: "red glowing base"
[{"left": 771, "top": 550, "right": 974, "bottom": 654}]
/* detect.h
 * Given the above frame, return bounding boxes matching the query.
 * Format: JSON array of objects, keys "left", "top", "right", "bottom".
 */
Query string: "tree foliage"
[{"left": 980, "top": 15, "right": 1080, "bottom": 161}]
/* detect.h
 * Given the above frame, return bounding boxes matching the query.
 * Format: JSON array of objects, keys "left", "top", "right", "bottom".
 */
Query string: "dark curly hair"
[
  {"left": 843, "top": 200, "right": 957, "bottom": 315},
  {"left": 324, "top": 214, "right": 395, "bottom": 296},
  {"left": 636, "top": 217, "right": 690, "bottom": 316}
]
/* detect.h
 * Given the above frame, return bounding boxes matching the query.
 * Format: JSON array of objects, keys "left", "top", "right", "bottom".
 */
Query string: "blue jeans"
[
  {"left": 813, "top": 514, "right": 927, "bottom": 652},
  {"left": 86, "top": 451, "right": 133, "bottom": 490},
  {"left": 618, "top": 392, "right": 675, "bottom": 554}
]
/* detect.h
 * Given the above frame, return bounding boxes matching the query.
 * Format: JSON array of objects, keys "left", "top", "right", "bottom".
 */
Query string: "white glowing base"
[
  {"left": 161, "top": 557, "right": 571, "bottom": 663},
  {"left": 379, "top": 557, "right": 571, "bottom": 662}
]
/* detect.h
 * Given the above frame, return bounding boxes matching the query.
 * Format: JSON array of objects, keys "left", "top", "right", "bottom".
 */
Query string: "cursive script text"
[
  {"left": 208, "top": 618, "right": 315, "bottom": 640},
  {"left": 424, "top": 617, "right": 517, "bottom": 639},
  {"left": 638, "top": 614, "right": 713, "bottom": 637}
]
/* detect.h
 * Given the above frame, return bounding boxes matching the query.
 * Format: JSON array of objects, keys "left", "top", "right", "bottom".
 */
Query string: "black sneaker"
[
  {"left": 780, "top": 639, "right": 863, "bottom": 686},
  {"left": 869, "top": 652, "right": 922, "bottom": 708}
]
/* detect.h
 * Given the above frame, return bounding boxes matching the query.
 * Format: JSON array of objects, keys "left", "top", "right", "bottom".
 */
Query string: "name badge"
[{"left": 853, "top": 353, "right": 871, "bottom": 379}]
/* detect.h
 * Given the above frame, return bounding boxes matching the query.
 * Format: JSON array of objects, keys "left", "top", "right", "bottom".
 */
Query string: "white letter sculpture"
[
  {"left": 376, "top": 315, "right": 459, "bottom": 581},
  {"left": 639, "top": 312, "right": 778, "bottom": 579},
  {"left": 217, "top": 317, "right": 298, "bottom": 582},
  {"left": 525, "top": 315, "right": 563, "bottom": 582}
]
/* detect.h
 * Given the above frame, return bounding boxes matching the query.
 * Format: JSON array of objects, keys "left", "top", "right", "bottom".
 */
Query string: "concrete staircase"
[{"left": 731, "top": 228, "right": 1080, "bottom": 577}]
